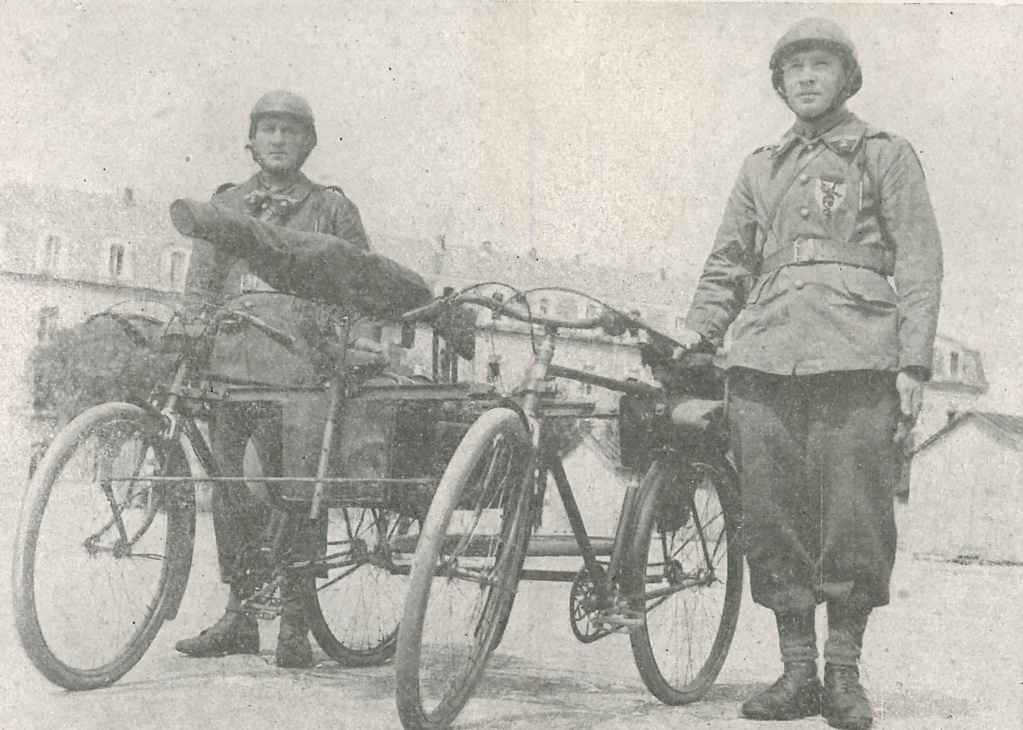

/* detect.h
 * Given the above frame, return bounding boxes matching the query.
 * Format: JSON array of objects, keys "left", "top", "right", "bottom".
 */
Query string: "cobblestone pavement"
[{"left": 2, "top": 508, "right": 1020, "bottom": 729}]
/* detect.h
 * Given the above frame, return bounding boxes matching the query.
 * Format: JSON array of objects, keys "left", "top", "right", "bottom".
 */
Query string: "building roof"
[
  {"left": 913, "top": 410, "right": 1023, "bottom": 455},
  {"left": 371, "top": 232, "right": 689, "bottom": 317}
]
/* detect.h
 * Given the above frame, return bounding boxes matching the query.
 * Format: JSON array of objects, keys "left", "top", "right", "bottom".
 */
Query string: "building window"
[
  {"left": 487, "top": 358, "right": 501, "bottom": 384},
  {"left": 585, "top": 303, "right": 600, "bottom": 319},
  {"left": 109, "top": 244, "right": 125, "bottom": 278},
  {"left": 538, "top": 297, "right": 550, "bottom": 316},
  {"left": 675, "top": 316, "right": 686, "bottom": 330},
  {"left": 949, "top": 351, "right": 960, "bottom": 378},
  {"left": 160, "top": 245, "right": 191, "bottom": 291},
  {"left": 168, "top": 250, "right": 187, "bottom": 289},
  {"left": 241, "top": 272, "right": 261, "bottom": 292},
  {"left": 37, "top": 306, "right": 59, "bottom": 343},
  {"left": 41, "top": 234, "right": 62, "bottom": 273}
]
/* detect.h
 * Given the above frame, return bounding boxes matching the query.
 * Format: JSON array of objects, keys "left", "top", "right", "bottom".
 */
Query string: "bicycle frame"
[
  {"left": 504, "top": 325, "right": 651, "bottom": 615},
  {"left": 441, "top": 299, "right": 727, "bottom": 631}
]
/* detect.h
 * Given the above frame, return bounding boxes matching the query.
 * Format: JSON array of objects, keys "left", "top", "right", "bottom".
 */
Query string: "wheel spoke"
[
  {"left": 396, "top": 408, "right": 532, "bottom": 729},
  {"left": 628, "top": 458, "right": 743, "bottom": 705},
  {"left": 15, "top": 404, "right": 194, "bottom": 690}
]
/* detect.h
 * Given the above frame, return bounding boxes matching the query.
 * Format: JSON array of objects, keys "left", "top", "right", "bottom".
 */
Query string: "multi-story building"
[
  {"left": 0, "top": 183, "right": 189, "bottom": 490},
  {"left": 912, "top": 334, "right": 988, "bottom": 441},
  {"left": 371, "top": 233, "right": 691, "bottom": 409}
]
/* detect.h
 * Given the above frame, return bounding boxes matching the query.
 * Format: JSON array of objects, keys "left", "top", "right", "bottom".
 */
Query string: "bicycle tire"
[
  {"left": 395, "top": 407, "right": 533, "bottom": 730},
  {"left": 305, "top": 507, "right": 417, "bottom": 666},
  {"left": 12, "top": 402, "right": 196, "bottom": 691},
  {"left": 626, "top": 454, "right": 743, "bottom": 705}
]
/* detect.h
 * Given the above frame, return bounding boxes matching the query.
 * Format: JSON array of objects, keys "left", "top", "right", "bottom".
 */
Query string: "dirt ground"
[{"left": 1, "top": 505, "right": 1020, "bottom": 730}]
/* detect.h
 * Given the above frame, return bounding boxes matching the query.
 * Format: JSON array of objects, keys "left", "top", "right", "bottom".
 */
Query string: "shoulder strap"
[{"left": 213, "top": 182, "right": 238, "bottom": 196}]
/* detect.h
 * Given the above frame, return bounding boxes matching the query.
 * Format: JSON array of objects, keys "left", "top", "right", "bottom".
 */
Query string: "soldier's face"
[
  {"left": 780, "top": 49, "right": 847, "bottom": 120},
  {"left": 250, "top": 115, "right": 315, "bottom": 174}
]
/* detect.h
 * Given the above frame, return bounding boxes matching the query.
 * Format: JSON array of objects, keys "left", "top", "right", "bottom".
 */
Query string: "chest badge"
[{"left": 814, "top": 179, "right": 847, "bottom": 220}]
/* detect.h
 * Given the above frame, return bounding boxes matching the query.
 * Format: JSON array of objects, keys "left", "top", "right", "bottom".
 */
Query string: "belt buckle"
[{"left": 792, "top": 239, "right": 816, "bottom": 263}]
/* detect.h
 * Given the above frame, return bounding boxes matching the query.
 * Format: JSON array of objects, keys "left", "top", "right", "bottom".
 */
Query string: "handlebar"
[
  {"left": 160, "top": 301, "right": 299, "bottom": 353},
  {"left": 219, "top": 309, "right": 297, "bottom": 349},
  {"left": 402, "top": 291, "right": 708, "bottom": 363}
]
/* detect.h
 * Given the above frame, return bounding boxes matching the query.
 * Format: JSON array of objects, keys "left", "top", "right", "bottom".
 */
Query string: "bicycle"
[
  {"left": 11, "top": 293, "right": 500, "bottom": 691},
  {"left": 393, "top": 287, "right": 744, "bottom": 729}
]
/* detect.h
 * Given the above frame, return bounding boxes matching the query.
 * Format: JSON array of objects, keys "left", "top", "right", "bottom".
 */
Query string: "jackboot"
[
  {"left": 175, "top": 610, "right": 259, "bottom": 658},
  {"left": 823, "top": 603, "right": 873, "bottom": 729},
  {"left": 823, "top": 664, "right": 873, "bottom": 730},
  {"left": 275, "top": 582, "right": 314, "bottom": 669},
  {"left": 742, "top": 661, "right": 823, "bottom": 721},
  {"left": 742, "top": 611, "right": 821, "bottom": 720}
]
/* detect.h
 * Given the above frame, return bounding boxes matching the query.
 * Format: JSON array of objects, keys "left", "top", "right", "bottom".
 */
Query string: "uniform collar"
[
  {"left": 249, "top": 170, "right": 313, "bottom": 201},
  {"left": 772, "top": 107, "right": 867, "bottom": 158},
  {"left": 240, "top": 171, "right": 314, "bottom": 217}
]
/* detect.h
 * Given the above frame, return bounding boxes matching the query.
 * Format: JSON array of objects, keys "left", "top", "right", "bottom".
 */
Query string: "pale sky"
[{"left": 2, "top": 1, "right": 1020, "bottom": 407}]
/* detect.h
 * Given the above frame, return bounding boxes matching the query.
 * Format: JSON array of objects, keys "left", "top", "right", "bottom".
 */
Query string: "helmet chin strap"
[{"left": 244, "top": 142, "right": 315, "bottom": 176}]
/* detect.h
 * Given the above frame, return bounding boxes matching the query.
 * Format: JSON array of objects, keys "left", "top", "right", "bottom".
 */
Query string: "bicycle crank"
[{"left": 569, "top": 567, "right": 613, "bottom": 643}]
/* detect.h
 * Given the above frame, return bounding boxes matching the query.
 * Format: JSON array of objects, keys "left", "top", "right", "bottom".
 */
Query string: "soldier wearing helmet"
[
  {"left": 682, "top": 19, "right": 942, "bottom": 729},
  {"left": 174, "top": 90, "right": 371, "bottom": 669}
]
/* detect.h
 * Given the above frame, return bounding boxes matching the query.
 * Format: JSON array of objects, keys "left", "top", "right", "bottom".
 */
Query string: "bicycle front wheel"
[
  {"left": 395, "top": 407, "right": 533, "bottom": 730},
  {"left": 12, "top": 402, "right": 196, "bottom": 690},
  {"left": 627, "top": 455, "right": 743, "bottom": 705},
  {"left": 305, "top": 507, "right": 418, "bottom": 666}
]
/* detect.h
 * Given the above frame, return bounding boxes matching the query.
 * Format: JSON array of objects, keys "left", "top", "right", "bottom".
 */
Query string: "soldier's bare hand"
[{"left": 894, "top": 370, "right": 924, "bottom": 443}]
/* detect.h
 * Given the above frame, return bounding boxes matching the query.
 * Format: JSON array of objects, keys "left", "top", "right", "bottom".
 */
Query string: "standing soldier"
[
  {"left": 682, "top": 19, "right": 942, "bottom": 729},
  {"left": 174, "top": 90, "right": 370, "bottom": 668}
]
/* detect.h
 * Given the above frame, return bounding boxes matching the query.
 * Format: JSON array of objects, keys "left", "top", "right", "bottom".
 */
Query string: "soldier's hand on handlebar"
[{"left": 672, "top": 326, "right": 706, "bottom": 359}]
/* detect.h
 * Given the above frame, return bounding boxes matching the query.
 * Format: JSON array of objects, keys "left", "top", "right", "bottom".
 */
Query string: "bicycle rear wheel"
[
  {"left": 12, "top": 402, "right": 196, "bottom": 690},
  {"left": 395, "top": 407, "right": 533, "bottom": 730},
  {"left": 627, "top": 455, "right": 743, "bottom": 705},
  {"left": 305, "top": 506, "right": 417, "bottom": 666}
]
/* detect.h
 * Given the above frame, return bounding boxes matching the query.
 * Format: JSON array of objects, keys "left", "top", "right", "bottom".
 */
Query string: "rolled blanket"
[{"left": 169, "top": 199, "right": 432, "bottom": 321}]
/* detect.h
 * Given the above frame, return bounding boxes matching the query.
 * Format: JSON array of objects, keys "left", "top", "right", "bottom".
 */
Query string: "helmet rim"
[
  {"left": 248, "top": 90, "right": 317, "bottom": 144},
  {"left": 769, "top": 19, "right": 863, "bottom": 100}
]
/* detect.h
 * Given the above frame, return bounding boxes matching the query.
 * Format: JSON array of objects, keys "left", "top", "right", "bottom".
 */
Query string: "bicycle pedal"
[
  {"left": 595, "top": 609, "right": 645, "bottom": 634},
  {"left": 243, "top": 599, "right": 282, "bottom": 621}
]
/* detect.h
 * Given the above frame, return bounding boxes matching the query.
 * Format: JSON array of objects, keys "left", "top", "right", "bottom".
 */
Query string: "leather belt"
[{"left": 759, "top": 238, "right": 894, "bottom": 277}]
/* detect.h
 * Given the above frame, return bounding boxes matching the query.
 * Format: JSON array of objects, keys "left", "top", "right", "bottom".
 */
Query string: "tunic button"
[
  {"left": 800, "top": 207, "right": 810, "bottom": 218},
  {"left": 794, "top": 279, "right": 805, "bottom": 290},
  {"left": 800, "top": 174, "right": 810, "bottom": 184}
]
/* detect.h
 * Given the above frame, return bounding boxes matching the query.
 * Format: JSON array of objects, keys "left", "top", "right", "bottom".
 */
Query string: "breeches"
[
  {"left": 727, "top": 368, "right": 900, "bottom": 612},
  {"left": 210, "top": 401, "right": 325, "bottom": 595}
]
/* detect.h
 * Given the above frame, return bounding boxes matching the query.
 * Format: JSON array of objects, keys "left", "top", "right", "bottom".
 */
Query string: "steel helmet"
[
  {"left": 248, "top": 90, "right": 317, "bottom": 145},
  {"left": 769, "top": 18, "right": 862, "bottom": 100}
]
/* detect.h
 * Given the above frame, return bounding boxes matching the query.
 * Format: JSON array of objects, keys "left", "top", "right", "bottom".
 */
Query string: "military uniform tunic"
[
  {"left": 183, "top": 171, "right": 370, "bottom": 592},
  {"left": 685, "top": 107, "right": 942, "bottom": 611}
]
